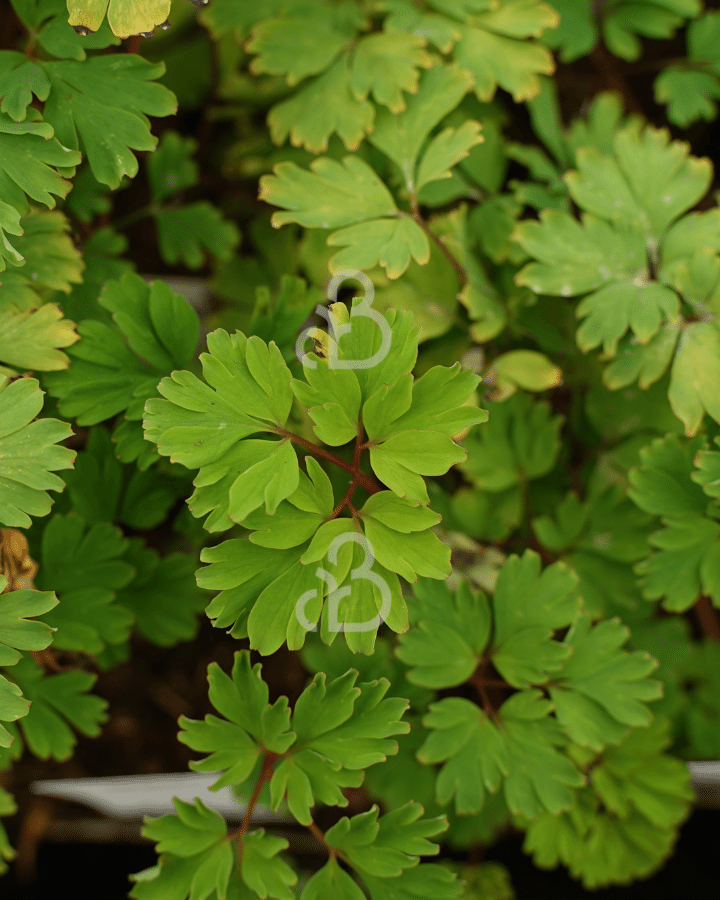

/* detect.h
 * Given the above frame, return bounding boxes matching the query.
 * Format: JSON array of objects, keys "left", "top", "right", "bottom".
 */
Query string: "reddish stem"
[
  {"left": 694, "top": 595, "right": 720, "bottom": 642},
  {"left": 276, "top": 429, "right": 382, "bottom": 495}
]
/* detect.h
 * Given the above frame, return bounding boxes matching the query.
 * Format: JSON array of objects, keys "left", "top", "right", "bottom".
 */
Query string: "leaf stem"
[
  {"left": 694, "top": 594, "right": 720, "bottom": 642},
  {"left": 230, "top": 751, "right": 282, "bottom": 842},
  {"left": 306, "top": 821, "right": 337, "bottom": 857},
  {"left": 276, "top": 428, "right": 382, "bottom": 495},
  {"left": 405, "top": 196, "right": 468, "bottom": 285},
  {"left": 112, "top": 205, "right": 155, "bottom": 231}
]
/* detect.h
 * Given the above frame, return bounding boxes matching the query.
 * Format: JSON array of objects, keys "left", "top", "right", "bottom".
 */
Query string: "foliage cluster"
[{"left": 0, "top": 0, "right": 719, "bottom": 897}]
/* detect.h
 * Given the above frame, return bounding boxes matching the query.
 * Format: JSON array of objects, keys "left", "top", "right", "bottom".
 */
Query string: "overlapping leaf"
[
  {"left": 521, "top": 716, "right": 693, "bottom": 888},
  {"left": 2, "top": 652, "right": 107, "bottom": 760},
  {"left": 131, "top": 796, "right": 238, "bottom": 900},
  {"left": 33, "top": 512, "right": 134, "bottom": 654},
  {"left": 601, "top": 0, "right": 700, "bottom": 63},
  {"left": 453, "top": 0, "right": 558, "bottom": 102},
  {"left": 655, "top": 11, "right": 720, "bottom": 126},
  {"left": 0, "top": 112, "right": 81, "bottom": 271},
  {"left": 417, "top": 690, "right": 585, "bottom": 817},
  {"left": 0, "top": 376, "right": 75, "bottom": 529},
  {"left": 10, "top": 0, "right": 119, "bottom": 59},
  {"left": 62, "top": 426, "right": 188, "bottom": 530},
  {"left": 44, "top": 272, "right": 199, "bottom": 432},
  {"left": 42, "top": 55, "right": 176, "bottom": 188},
  {"left": 627, "top": 434, "right": 720, "bottom": 611},
  {"left": 178, "top": 650, "right": 408, "bottom": 825},
  {"left": 458, "top": 391, "right": 561, "bottom": 492},
  {"left": 548, "top": 613, "right": 663, "bottom": 750},
  {"left": 532, "top": 484, "right": 655, "bottom": 617}
]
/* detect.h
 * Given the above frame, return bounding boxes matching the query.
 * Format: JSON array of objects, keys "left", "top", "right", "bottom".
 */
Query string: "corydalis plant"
[{"left": 143, "top": 297, "right": 487, "bottom": 655}]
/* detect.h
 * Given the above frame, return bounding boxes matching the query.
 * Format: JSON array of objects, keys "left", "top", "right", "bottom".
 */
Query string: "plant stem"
[
  {"left": 111, "top": 205, "right": 155, "bottom": 231},
  {"left": 588, "top": 44, "right": 645, "bottom": 116},
  {"left": 307, "top": 821, "right": 337, "bottom": 857},
  {"left": 694, "top": 594, "right": 720, "bottom": 642},
  {"left": 276, "top": 428, "right": 382, "bottom": 495},
  {"left": 405, "top": 194, "right": 468, "bottom": 285},
  {"left": 231, "top": 752, "right": 282, "bottom": 842}
]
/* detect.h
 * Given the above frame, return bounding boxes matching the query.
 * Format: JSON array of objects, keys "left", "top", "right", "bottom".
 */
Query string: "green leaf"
[
  {"left": 627, "top": 434, "right": 708, "bottom": 518},
  {"left": 0, "top": 579, "right": 57, "bottom": 666},
  {"left": 240, "top": 829, "right": 296, "bottom": 900},
  {"left": 458, "top": 392, "right": 561, "bottom": 492},
  {"left": 0, "top": 53, "right": 50, "bottom": 121},
  {"left": 453, "top": 1, "right": 559, "bottom": 102},
  {"left": 147, "top": 130, "right": 199, "bottom": 202},
  {"left": 654, "top": 68, "right": 720, "bottom": 128},
  {"left": 8, "top": 653, "right": 107, "bottom": 760},
  {"left": 549, "top": 613, "right": 663, "bottom": 750},
  {"left": 0, "top": 676, "right": 29, "bottom": 748},
  {"left": 362, "top": 517, "right": 451, "bottom": 582},
  {"left": 43, "top": 273, "right": 199, "bottom": 425},
  {"left": 323, "top": 802, "right": 446, "bottom": 877},
  {"left": 179, "top": 651, "right": 294, "bottom": 791},
  {"left": 42, "top": 55, "right": 176, "bottom": 188},
  {"left": 0, "top": 376, "right": 75, "bottom": 529},
  {"left": 485, "top": 349, "right": 562, "bottom": 399},
  {"left": 33, "top": 512, "right": 134, "bottom": 653},
  {"left": 564, "top": 122, "right": 712, "bottom": 248},
  {"left": 362, "top": 863, "right": 463, "bottom": 900},
  {"left": 370, "top": 430, "right": 466, "bottom": 504},
  {"left": 139, "top": 796, "right": 235, "bottom": 900},
  {"left": 114, "top": 539, "right": 205, "bottom": 647},
  {"left": 300, "top": 856, "right": 366, "bottom": 900},
  {"left": 0, "top": 300, "right": 79, "bottom": 373},
  {"left": 655, "top": 12, "right": 720, "bottom": 126},
  {"left": 34, "top": 2, "right": 119, "bottom": 59},
  {"left": 143, "top": 796, "right": 228, "bottom": 856},
  {"left": 63, "top": 426, "right": 185, "bottom": 529},
  {"left": 350, "top": 31, "right": 433, "bottom": 112},
  {"left": 635, "top": 515, "right": 720, "bottom": 612},
  {"left": 294, "top": 671, "right": 404, "bottom": 769},
  {"left": 514, "top": 211, "right": 648, "bottom": 297},
  {"left": 602, "top": 0, "right": 700, "bottom": 63},
  {"left": 247, "top": 10, "right": 352, "bottom": 86},
  {"left": 522, "top": 716, "right": 693, "bottom": 889},
  {"left": 267, "top": 55, "right": 374, "bottom": 154},
  {"left": 154, "top": 202, "right": 240, "bottom": 270},
  {"left": 374, "top": 363, "right": 486, "bottom": 439},
  {"left": 418, "top": 690, "right": 584, "bottom": 817},
  {"left": 368, "top": 63, "right": 474, "bottom": 178},
  {"left": 576, "top": 281, "right": 681, "bottom": 356},
  {"left": 668, "top": 321, "right": 720, "bottom": 436},
  {"left": 261, "top": 155, "right": 397, "bottom": 230},
  {"left": 539, "top": 0, "right": 597, "bottom": 63},
  {"left": 0, "top": 112, "right": 80, "bottom": 271},
  {"left": 396, "top": 579, "right": 491, "bottom": 688},
  {"left": 326, "top": 217, "right": 430, "bottom": 280},
  {"left": 416, "top": 120, "right": 484, "bottom": 191},
  {"left": 5, "top": 208, "right": 84, "bottom": 294},
  {"left": 490, "top": 552, "right": 581, "bottom": 688}
]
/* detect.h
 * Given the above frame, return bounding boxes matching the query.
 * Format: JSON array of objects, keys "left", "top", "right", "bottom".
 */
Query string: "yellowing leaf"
[
  {"left": 668, "top": 321, "right": 720, "bottom": 436},
  {"left": 267, "top": 54, "right": 375, "bottom": 153},
  {"left": 327, "top": 217, "right": 430, "bottom": 279},
  {"left": 260, "top": 156, "right": 397, "bottom": 229},
  {"left": 67, "top": 0, "right": 172, "bottom": 39},
  {"left": 350, "top": 31, "right": 433, "bottom": 113},
  {"left": 486, "top": 350, "right": 562, "bottom": 400}
]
